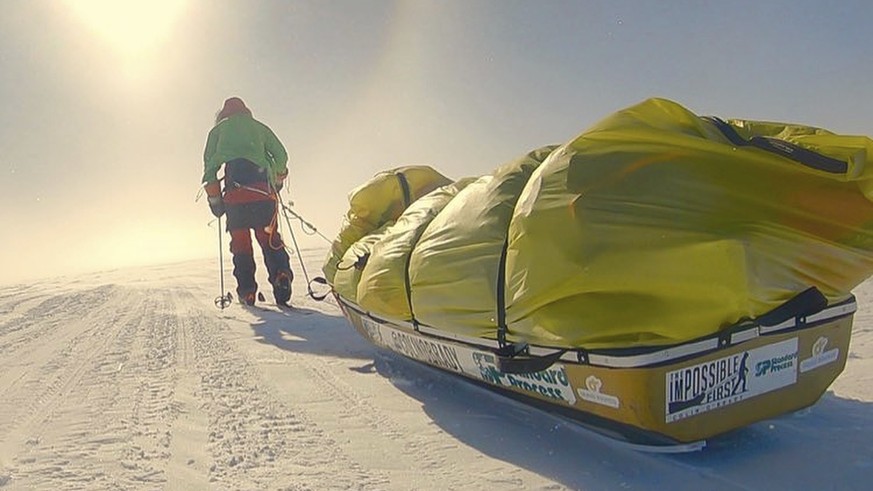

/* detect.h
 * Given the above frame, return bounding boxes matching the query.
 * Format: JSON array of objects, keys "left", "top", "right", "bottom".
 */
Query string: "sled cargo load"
[{"left": 324, "top": 98, "right": 873, "bottom": 449}]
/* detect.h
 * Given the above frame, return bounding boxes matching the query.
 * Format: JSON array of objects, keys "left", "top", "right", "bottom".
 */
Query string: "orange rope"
[{"left": 266, "top": 193, "right": 285, "bottom": 251}]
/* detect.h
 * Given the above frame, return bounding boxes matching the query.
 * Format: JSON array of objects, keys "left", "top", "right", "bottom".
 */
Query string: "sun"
[{"left": 63, "top": 0, "right": 189, "bottom": 58}]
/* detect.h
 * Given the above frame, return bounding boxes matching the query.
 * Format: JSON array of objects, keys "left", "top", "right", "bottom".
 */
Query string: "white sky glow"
[
  {"left": 1, "top": 1, "right": 872, "bottom": 285},
  {"left": 63, "top": 0, "right": 189, "bottom": 57}
]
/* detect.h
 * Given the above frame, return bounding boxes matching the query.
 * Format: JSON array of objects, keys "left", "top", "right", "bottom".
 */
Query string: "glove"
[{"left": 208, "top": 196, "right": 225, "bottom": 217}]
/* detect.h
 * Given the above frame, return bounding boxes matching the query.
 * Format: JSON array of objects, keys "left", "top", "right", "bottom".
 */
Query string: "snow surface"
[{"left": 0, "top": 244, "right": 871, "bottom": 490}]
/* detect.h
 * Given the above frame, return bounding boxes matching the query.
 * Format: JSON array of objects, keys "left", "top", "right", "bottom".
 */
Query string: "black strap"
[
  {"left": 756, "top": 286, "right": 828, "bottom": 327},
  {"left": 307, "top": 276, "right": 331, "bottom": 301},
  {"left": 496, "top": 346, "right": 566, "bottom": 374},
  {"left": 403, "top": 251, "right": 419, "bottom": 330},
  {"left": 396, "top": 171, "right": 412, "bottom": 208},
  {"left": 496, "top": 238, "right": 509, "bottom": 346},
  {"left": 705, "top": 117, "right": 848, "bottom": 174}
]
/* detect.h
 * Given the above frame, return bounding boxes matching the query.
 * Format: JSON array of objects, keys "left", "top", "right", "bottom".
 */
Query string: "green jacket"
[{"left": 202, "top": 114, "right": 288, "bottom": 184}]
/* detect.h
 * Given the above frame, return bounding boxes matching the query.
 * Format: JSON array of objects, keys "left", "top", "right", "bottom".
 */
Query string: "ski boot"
[
  {"left": 273, "top": 271, "right": 292, "bottom": 307},
  {"left": 238, "top": 290, "right": 257, "bottom": 306}
]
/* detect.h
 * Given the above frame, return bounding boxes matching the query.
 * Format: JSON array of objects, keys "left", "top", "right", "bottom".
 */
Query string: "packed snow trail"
[
  {"left": 0, "top": 252, "right": 570, "bottom": 490},
  {"left": 0, "top": 247, "right": 871, "bottom": 490}
]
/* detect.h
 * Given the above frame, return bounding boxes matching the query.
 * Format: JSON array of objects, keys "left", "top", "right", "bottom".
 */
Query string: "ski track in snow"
[
  {"left": 0, "top": 247, "right": 871, "bottom": 490},
  {"left": 0, "top": 281, "right": 390, "bottom": 490}
]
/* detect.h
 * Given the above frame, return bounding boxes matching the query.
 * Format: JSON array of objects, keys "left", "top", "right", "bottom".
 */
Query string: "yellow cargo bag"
[
  {"left": 505, "top": 98, "right": 873, "bottom": 348},
  {"left": 357, "top": 179, "right": 474, "bottom": 319},
  {"left": 323, "top": 166, "right": 451, "bottom": 283}
]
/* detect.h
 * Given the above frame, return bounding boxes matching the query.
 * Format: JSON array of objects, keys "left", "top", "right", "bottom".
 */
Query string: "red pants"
[
  {"left": 229, "top": 227, "right": 282, "bottom": 256},
  {"left": 221, "top": 159, "right": 292, "bottom": 300}
]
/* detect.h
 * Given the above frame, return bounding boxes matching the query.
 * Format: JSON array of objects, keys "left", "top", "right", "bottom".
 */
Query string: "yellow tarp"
[
  {"left": 326, "top": 98, "right": 873, "bottom": 349},
  {"left": 357, "top": 179, "right": 475, "bottom": 319},
  {"left": 409, "top": 146, "right": 556, "bottom": 337},
  {"left": 332, "top": 222, "right": 394, "bottom": 303},
  {"left": 323, "top": 166, "right": 451, "bottom": 283}
]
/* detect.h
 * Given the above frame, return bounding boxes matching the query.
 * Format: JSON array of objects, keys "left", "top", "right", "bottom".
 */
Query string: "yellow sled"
[
  {"left": 324, "top": 98, "right": 873, "bottom": 450},
  {"left": 335, "top": 290, "right": 853, "bottom": 449}
]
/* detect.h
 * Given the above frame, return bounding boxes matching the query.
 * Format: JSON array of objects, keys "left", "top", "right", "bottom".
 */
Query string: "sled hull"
[{"left": 336, "top": 294, "right": 853, "bottom": 446}]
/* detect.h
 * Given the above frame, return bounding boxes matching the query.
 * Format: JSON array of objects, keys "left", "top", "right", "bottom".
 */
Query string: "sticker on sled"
[
  {"left": 665, "top": 338, "right": 799, "bottom": 423},
  {"left": 362, "top": 317, "right": 576, "bottom": 404}
]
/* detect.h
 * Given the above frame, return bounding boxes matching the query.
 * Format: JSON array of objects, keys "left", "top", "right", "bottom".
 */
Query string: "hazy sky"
[{"left": 1, "top": 0, "right": 872, "bottom": 284}]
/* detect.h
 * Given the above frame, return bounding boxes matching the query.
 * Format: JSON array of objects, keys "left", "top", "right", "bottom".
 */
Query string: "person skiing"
[{"left": 202, "top": 97, "right": 294, "bottom": 307}]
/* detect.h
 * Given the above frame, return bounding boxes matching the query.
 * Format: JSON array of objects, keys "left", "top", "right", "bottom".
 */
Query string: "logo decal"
[
  {"left": 472, "top": 352, "right": 576, "bottom": 404},
  {"left": 666, "top": 338, "right": 798, "bottom": 423},
  {"left": 800, "top": 336, "right": 839, "bottom": 373},
  {"left": 374, "top": 325, "right": 464, "bottom": 374},
  {"left": 577, "top": 375, "right": 620, "bottom": 409}
]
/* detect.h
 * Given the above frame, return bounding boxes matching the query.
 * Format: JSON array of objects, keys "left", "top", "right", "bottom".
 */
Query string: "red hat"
[{"left": 216, "top": 97, "right": 251, "bottom": 121}]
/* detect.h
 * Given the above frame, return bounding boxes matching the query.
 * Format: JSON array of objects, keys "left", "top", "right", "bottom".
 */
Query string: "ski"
[
  {"left": 247, "top": 303, "right": 314, "bottom": 315},
  {"left": 237, "top": 293, "right": 314, "bottom": 315},
  {"left": 215, "top": 291, "right": 312, "bottom": 315}
]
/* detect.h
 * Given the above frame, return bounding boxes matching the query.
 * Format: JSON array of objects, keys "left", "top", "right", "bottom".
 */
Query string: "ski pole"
[
  {"left": 215, "top": 215, "right": 233, "bottom": 309},
  {"left": 275, "top": 192, "right": 330, "bottom": 301}
]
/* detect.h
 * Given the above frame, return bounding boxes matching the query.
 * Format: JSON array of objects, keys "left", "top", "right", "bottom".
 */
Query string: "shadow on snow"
[
  {"left": 371, "top": 351, "right": 873, "bottom": 491},
  {"left": 245, "top": 303, "right": 378, "bottom": 361},
  {"left": 244, "top": 301, "right": 873, "bottom": 490}
]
